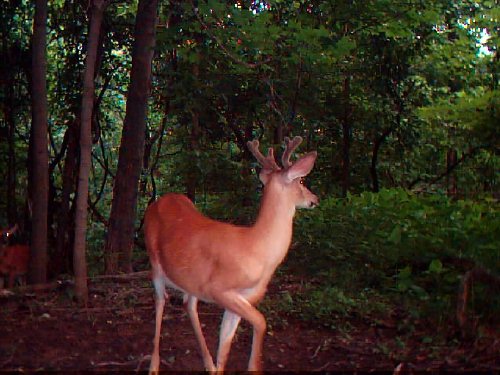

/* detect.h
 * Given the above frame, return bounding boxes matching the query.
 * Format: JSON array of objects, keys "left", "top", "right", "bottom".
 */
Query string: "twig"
[
  {"left": 0, "top": 281, "right": 61, "bottom": 294},
  {"left": 93, "top": 359, "right": 139, "bottom": 367},
  {"left": 136, "top": 354, "right": 151, "bottom": 371},
  {"left": 393, "top": 362, "right": 404, "bottom": 375},
  {"left": 332, "top": 342, "right": 370, "bottom": 356},
  {"left": 90, "top": 270, "right": 150, "bottom": 281},
  {"left": 314, "top": 362, "right": 330, "bottom": 371},
  {"left": 310, "top": 339, "right": 330, "bottom": 360},
  {"left": 310, "top": 344, "right": 322, "bottom": 359}
]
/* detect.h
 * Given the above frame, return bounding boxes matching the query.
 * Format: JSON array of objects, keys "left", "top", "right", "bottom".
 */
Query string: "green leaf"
[
  {"left": 333, "top": 36, "right": 356, "bottom": 57},
  {"left": 398, "top": 266, "right": 412, "bottom": 279},
  {"left": 428, "top": 259, "right": 443, "bottom": 274},
  {"left": 422, "top": 336, "right": 433, "bottom": 344},
  {"left": 389, "top": 226, "right": 402, "bottom": 244}
]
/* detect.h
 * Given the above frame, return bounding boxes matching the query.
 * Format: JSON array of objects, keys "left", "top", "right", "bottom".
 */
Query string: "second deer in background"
[
  {"left": 0, "top": 224, "right": 30, "bottom": 288},
  {"left": 144, "top": 136, "right": 318, "bottom": 373}
]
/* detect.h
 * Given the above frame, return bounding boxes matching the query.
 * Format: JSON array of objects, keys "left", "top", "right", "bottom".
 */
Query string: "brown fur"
[
  {"left": 0, "top": 244, "right": 29, "bottom": 288},
  {"left": 144, "top": 139, "right": 318, "bottom": 373}
]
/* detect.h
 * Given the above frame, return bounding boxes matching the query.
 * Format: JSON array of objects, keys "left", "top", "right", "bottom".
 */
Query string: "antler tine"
[
  {"left": 247, "top": 140, "right": 281, "bottom": 171},
  {"left": 281, "top": 136, "right": 303, "bottom": 168}
]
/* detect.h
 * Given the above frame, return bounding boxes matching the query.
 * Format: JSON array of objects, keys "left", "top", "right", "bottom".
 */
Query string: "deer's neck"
[{"left": 251, "top": 184, "right": 296, "bottom": 267}]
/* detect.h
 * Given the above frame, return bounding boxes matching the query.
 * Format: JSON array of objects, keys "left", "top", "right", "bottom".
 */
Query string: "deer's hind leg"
[
  {"left": 185, "top": 295, "right": 216, "bottom": 371},
  {"left": 150, "top": 276, "right": 167, "bottom": 374}
]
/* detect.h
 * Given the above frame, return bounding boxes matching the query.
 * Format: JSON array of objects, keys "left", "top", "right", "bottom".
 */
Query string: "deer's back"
[
  {"left": 144, "top": 193, "right": 214, "bottom": 247},
  {"left": 144, "top": 193, "right": 267, "bottom": 302}
]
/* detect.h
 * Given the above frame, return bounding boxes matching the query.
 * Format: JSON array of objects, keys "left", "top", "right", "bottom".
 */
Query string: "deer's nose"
[{"left": 310, "top": 196, "right": 319, "bottom": 208}]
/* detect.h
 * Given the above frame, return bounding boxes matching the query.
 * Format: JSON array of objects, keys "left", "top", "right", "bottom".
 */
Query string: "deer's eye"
[{"left": 300, "top": 178, "right": 305, "bottom": 185}]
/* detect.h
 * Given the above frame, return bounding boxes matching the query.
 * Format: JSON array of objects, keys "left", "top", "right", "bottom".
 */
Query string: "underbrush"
[{"left": 283, "top": 189, "right": 499, "bottom": 333}]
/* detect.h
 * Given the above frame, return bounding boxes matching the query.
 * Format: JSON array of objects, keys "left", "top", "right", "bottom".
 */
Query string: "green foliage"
[
  {"left": 418, "top": 88, "right": 500, "bottom": 146},
  {"left": 286, "top": 188, "right": 499, "bottom": 328}
]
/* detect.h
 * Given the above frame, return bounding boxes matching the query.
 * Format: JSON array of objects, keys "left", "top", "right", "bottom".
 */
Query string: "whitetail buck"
[
  {"left": 0, "top": 224, "right": 29, "bottom": 288},
  {"left": 144, "top": 136, "right": 318, "bottom": 373}
]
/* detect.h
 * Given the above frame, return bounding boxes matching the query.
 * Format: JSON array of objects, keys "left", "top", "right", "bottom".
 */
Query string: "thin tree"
[
  {"left": 340, "top": 75, "right": 352, "bottom": 198},
  {"left": 104, "top": 0, "right": 159, "bottom": 274},
  {"left": 29, "top": 0, "right": 49, "bottom": 284},
  {"left": 73, "top": 0, "right": 107, "bottom": 304}
]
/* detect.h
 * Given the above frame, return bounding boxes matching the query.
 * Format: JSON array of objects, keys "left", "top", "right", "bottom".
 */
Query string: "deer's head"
[{"left": 247, "top": 136, "right": 318, "bottom": 209}]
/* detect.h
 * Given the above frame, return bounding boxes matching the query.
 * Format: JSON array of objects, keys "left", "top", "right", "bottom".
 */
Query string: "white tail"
[
  {"left": 144, "top": 136, "right": 318, "bottom": 373},
  {"left": 0, "top": 224, "right": 30, "bottom": 288}
]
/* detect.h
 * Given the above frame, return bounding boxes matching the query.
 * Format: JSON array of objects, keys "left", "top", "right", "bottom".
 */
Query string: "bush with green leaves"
[{"left": 287, "top": 188, "right": 499, "bottom": 327}]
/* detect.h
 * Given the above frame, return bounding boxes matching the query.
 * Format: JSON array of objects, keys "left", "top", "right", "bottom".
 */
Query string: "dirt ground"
[{"left": 0, "top": 272, "right": 498, "bottom": 373}]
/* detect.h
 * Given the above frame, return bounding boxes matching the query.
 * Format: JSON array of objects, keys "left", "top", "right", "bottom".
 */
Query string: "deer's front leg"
[
  {"left": 216, "top": 309, "right": 242, "bottom": 371},
  {"left": 215, "top": 292, "right": 266, "bottom": 372}
]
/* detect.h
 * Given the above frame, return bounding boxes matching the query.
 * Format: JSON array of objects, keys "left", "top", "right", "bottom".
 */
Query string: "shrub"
[{"left": 287, "top": 188, "right": 499, "bottom": 327}]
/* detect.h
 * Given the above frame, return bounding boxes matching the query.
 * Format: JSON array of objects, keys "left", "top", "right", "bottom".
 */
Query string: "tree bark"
[
  {"left": 186, "top": 62, "right": 200, "bottom": 202},
  {"left": 457, "top": 266, "right": 500, "bottom": 339},
  {"left": 29, "top": 0, "right": 49, "bottom": 285},
  {"left": 104, "top": 0, "right": 158, "bottom": 274},
  {"left": 341, "top": 75, "right": 351, "bottom": 198},
  {"left": 5, "top": 82, "right": 17, "bottom": 226},
  {"left": 186, "top": 109, "right": 200, "bottom": 202},
  {"left": 73, "top": 0, "right": 106, "bottom": 304},
  {"left": 446, "top": 148, "right": 458, "bottom": 197},
  {"left": 53, "top": 119, "right": 79, "bottom": 276}
]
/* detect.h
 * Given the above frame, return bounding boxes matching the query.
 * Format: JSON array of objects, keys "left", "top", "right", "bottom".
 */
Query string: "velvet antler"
[{"left": 281, "top": 136, "right": 303, "bottom": 168}]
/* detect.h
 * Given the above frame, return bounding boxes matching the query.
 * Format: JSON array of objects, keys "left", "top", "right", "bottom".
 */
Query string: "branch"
[
  {"left": 264, "top": 77, "right": 287, "bottom": 125},
  {"left": 191, "top": 1, "right": 271, "bottom": 69},
  {"left": 49, "top": 124, "right": 70, "bottom": 176},
  {"left": 91, "top": 270, "right": 149, "bottom": 281},
  {"left": 147, "top": 117, "right": 168, "bottom": 204},
  {"left": 409, "top": 145, "right": 485, "bottom": 190},
  {"left": 289, "top": 59, "right": 304, "bottom": 124},
  {"left": 218, "top": 94, "right": 248, "bottom": 153},
  {"left": 89, "top": 137, "right": 112, "bottom": 211},
  {"left": 88, "top": 200, "right": 108, "bottom": 227}
]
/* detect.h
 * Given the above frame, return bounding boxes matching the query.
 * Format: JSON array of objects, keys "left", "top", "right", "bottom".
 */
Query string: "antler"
[
  {"left": 281, "top": 136, "right": 303, "bottom": 168},
  {"left": 247, "top": 140, "right": 281, "bottom": 172}
]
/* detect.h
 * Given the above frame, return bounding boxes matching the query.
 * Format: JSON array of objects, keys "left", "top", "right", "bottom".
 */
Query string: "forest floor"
[{"left": 0, "top": 272, "right": 498, "bottom": 373}]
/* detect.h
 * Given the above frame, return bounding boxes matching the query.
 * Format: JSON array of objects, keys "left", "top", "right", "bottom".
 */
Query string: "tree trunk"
[
  {"left": 187, "top": 109, "right": 200, "bottom": 202},
  {"left": 341, "top": 75, "right": 351, "bottom": 198},
  {"left": 104, "top": 0, "right": 158, "bottom": 274},
  {"left": 446, "top": 148, "right": 458, "bottom": 197},
  {"left": 186, "top": 62, "right": 200, "bottom": 202},
  {"left": 53, "top": 119, "right": 79, "bottom": 276},
  {"left": 5, "top": 83, "right": 17, "bottom": 226},
  {"left": 370, "top": 128, "right": 392, "bottom": 193},
  {"left": 29, "top": 0, "right": 49, "bottom": 285},
  {"left": 274, "top": 122, "right": 284, "bottom": 145},
  {"left": 457, "top": 266, "right": 500, "bottom": 339},
  {"left": 73, "top": 0, "right": 106, "bottom": 304}
]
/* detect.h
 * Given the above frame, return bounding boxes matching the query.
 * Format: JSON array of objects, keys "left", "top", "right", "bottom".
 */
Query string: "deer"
[
  {"left": 0, "top": 224, "right": 30, "bottom": 288},
  {"left": 144, "top": 136, "right": 318, "bottom": 373}
]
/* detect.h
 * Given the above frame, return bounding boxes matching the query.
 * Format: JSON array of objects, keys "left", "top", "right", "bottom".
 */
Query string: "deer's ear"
[{"left": 284, "top": 151, "right": 317, "bottom": 182}]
